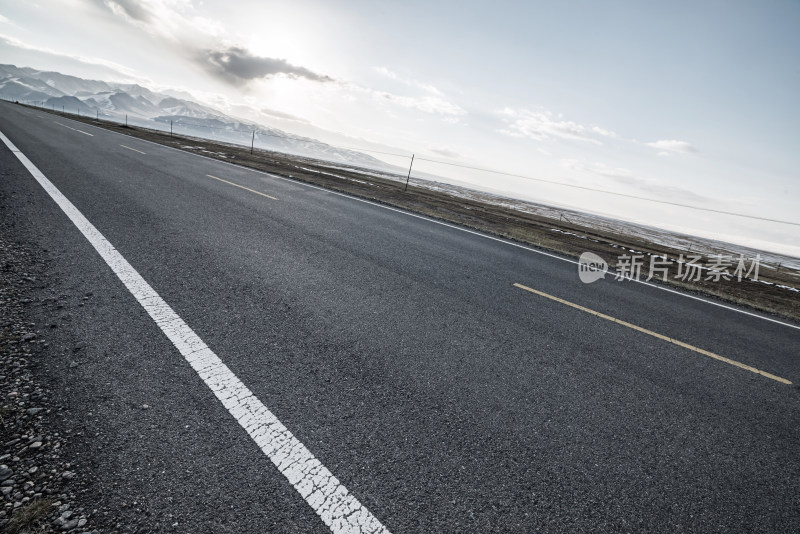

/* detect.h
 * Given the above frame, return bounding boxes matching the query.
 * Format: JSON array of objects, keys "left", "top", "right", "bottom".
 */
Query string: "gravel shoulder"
[{"left": 0, "top": 196, "right": 100, "bottom": 532}]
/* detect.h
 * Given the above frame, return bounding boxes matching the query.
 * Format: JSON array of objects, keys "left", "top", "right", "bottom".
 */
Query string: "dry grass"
[{"left": 6, "top": 498, "right": 55, "bottom": 534}]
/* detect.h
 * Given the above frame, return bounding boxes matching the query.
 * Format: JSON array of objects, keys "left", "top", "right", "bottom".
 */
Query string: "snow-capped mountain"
[{"left": 0, "top": 64, "right": 381, "bottom": 166}]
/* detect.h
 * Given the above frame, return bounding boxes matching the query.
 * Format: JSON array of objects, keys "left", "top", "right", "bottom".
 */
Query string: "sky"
[{"left": 1, "top": 0, "right": 799, "bottom": 256}]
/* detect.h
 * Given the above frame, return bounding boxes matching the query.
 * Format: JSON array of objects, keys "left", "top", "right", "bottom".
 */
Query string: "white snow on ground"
[
  {"left": 293, "top": 165, "right": 372, "bottom": 185},
  {"left": 314, "top": 164, "right": 407, "bottom": 182},
  {"left": 1, "top": 77, "right": 52, "bottom": 93}
]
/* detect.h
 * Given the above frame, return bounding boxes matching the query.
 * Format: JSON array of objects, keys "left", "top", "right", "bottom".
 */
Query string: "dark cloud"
[
  {"left": 92, "top": 1, "right": 333, "bottom": 86},
  {"left": 99, "top": 0, "right": 153, "bottom": 22},
  {"left": 202, "top": 47, "right": 332, "bottom": 85}
]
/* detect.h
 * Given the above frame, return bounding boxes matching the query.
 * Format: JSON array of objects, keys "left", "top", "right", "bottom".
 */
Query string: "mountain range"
[{"left": 0, "top": 64, "right": 382, "bottom": 167}]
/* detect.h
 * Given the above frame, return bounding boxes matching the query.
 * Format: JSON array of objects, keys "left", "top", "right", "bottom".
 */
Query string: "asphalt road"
[{"left": 1, "top": 101, "right": 799, "bottom": 533}]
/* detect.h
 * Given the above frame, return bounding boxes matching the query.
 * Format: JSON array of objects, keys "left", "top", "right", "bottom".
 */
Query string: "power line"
[{"left": 415, "top": 157, "right": 800, "bottom": 227}]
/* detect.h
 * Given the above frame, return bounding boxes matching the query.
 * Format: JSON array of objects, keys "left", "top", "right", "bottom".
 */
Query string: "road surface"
[{"left": 1, "top": 101, "right": 798, "bottom": 532}]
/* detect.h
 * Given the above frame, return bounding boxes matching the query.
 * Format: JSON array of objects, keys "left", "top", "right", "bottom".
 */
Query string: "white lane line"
[
  {"left": 0, "top": 129, "right": 390, "bottom": 534},
  {"left": 34, "top": 109, "right": 800, "bottom": 332},
  {"left": 54, "top": 121, "right": 93, "bottom": 136},
  {"left": 120, "top": 144, "right": 146, "bottom": 154}
]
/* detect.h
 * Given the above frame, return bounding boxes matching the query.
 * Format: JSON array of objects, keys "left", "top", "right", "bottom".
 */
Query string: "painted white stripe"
[
  {"left": 54, "top": 121, "right": 93, "bottom": 136},
  {"left": 29, "top": 107, "right": 800, "bottom": 332},
  {"left": 120, "top": 144, "right": 146, "bottom": 154},
  {"left": 0, "top": 129, "right": 390, "bottom": 534}
]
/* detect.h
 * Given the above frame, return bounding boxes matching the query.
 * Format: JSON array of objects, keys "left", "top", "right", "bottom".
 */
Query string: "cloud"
[
  {"left": 93, "top": 1, "right": 463, "bottom": 118},
  {"left": 429, "top": 147, "right": 460, "bottom": 158},
  {"left": 102, "top": 0, "right": 154, "bottom": 22},
  {"left": 500, "top": 108, "right": 698, "bottom": 160},
  {"left": 369, "top": 67, "right": 463, "bottom": 117},
  {"left": 93, "top": 0, "right": 332, "bottom": 85},
  {"left": 442, "top": 116, "right": 463, "bottom": 125},
  {"left": 259, "top": 107, "right": 311, "bottom": 124},
  {"left": 374, "top": 91, "right": 465, "bottom": 116},
  {"left": 646, "top": 139, "right": 697, "bottom": 153},
  {"left": 588, "top": 163, "right": 647, "bottom": 184},
  {"left": 337, "top": 81, "right": 464, "bottom": 117},
  {"left": 0, "top": 33, "right": 144, "bottom": 82},
  {"left": 202, "top": 46, "right": 332, "bottom": 85},
  {"left": 562, "top": 160, "right": 709, "bottom": 203},
  {"left": 591, "top": 126, "right": 617, "bottom": 138},
  {"left": 375, "top": 66, "right": 442, "bottom": 95},
  {"left": 499, "top": 108, "right": 615, "bottom": 145},
  {"left": 375, "top": 67, "right": 398, "bottom": 80}
]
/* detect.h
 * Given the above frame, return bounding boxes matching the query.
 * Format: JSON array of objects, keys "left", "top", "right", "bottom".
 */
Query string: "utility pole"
[
  {"left": 125, "top": 114, "right": 128, "bottom": 127},
  {"left": 404, "top": 154, "right": 415, "bottom": 192},
  {"left": 170, "top": 120, "right": 173, "bottom": 137},
  {"left": 251, "top": 131, "right": 255, "bottom": 154}
]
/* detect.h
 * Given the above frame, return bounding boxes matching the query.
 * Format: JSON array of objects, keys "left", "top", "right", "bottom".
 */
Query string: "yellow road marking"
[
  {"left": 206, "top": 174, "right": 278, "bottom": 201},
  {"left": 54, "top": 121, "right": 93, "bottom": 136},
  {"left": 513, "top": 282, "right": 792, "bottom": 385},
  {"left": 120, "top": 144, "right": 146, "bottom": 154}
]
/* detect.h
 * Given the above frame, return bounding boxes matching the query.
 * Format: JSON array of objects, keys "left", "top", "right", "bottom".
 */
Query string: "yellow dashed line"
[
  {"left": 513, "top": 282, "right": 791, "bottom": 385},
  {"left": 206, "top": 174, "right": 278, "bottom": 201}
]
